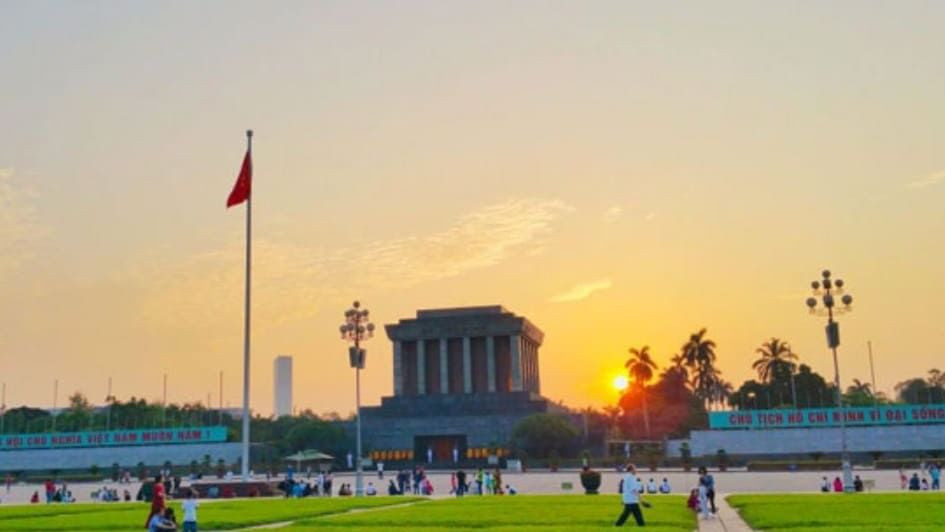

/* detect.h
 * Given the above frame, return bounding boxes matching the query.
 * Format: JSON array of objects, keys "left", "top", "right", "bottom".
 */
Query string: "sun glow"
[{"left": 613, "top": 375, "right": 629, "bottom": 392}]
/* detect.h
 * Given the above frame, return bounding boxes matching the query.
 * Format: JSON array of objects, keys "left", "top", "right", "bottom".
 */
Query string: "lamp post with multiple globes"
[
  {"left": 339, "top": 301, "right": 375, "bottom": 497},
  {"left": 806, "top": 269, "right": 855, "bottom": 492}
]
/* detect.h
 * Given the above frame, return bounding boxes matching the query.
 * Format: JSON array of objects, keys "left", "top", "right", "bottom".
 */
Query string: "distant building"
[
  {"left": 361, "top": 306, "right": 558, "bottom": 461},
  {"left": 273, "top": 355, "right": 293, "bottom": 418}
]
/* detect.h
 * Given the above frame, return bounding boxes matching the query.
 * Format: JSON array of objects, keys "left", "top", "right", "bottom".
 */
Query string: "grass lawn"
[
  {"left": 0, "top": 495, "right": 692, "bottom": 531},
  {"left": 0, "top": 497, "right": 418, "bottom": 530},
  {"left": 289, "top": 494, "right": 694, "bottom": 531},
  {"left": 728, "top": 493, "right": 945, "bottom": 531}
]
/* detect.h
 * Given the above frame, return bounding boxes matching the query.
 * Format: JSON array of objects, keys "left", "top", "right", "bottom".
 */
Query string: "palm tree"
[
  {"left": 849, "top": 378, "right": 873, "bottom": 396},
  {"left": 752, "top": 338, "right": 799, "bottom": 407},
  {"left": 928, "top": 369, "right": 945, "bottom": 388},
  {"left": 625, "top": 346, "right": 658, "bottom": 438},
  {"left": 681, "top": 329, "right": 719, "bottom": 408},
  {"left": 680, "top": 328, "right": 717, "bottom": 369}
]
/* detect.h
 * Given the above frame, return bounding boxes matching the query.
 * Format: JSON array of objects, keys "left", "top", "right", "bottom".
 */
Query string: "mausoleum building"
[{"left": 361, "top": 306, "right": 557, "bottom": 462}]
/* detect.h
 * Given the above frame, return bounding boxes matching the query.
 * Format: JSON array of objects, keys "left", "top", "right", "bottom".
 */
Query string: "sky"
[{"left": 1, "top": 1, "right": 943, "bottom": 417}]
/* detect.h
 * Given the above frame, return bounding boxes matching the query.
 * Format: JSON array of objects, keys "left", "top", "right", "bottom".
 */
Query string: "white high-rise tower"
[{"left": 273, "top": 355, "right": 293, "bottom": 417}]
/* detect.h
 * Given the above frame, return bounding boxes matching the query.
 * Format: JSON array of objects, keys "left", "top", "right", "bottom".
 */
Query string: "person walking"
[
  {"left": 456, "top": 470, "right": 467, "bottom": 496},
  {"left": 181, "top": 490, "right": 198, "bottom": 532},
  {"left": 144, "top": 474, "right": 166, "bottom": 529},
  {"left": 614, "top": 463, "right": 646, "bottom": 527},
  {"left": 698, "top": 466, "right": 716, "bottom": 514}
]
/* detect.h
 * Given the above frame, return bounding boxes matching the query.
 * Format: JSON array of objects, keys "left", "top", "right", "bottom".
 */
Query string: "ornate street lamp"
[
  {"left": 339, "top": 300, "right": 375, "bottom": 497},
  {"left": 806, "top": 269, "right": 854, "bottom": 492}
]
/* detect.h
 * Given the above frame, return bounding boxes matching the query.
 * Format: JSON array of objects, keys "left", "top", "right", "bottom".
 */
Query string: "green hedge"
[{"left": 747, "top": 460, "right": 842, "bottom": 472}]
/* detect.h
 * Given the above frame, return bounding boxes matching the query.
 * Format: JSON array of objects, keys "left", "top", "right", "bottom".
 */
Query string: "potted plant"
[
  {"left": 680, "top": 442, "right": 692, "bottom": 472},
  {"left": 579, "top": 467, "right": 602, "bottom": 495},
  {"left": 716, "top": 449, "right": 729, "bottom": 472}
]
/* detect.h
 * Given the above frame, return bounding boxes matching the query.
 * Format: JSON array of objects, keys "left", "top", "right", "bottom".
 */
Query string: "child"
[
  {"left": 687, "top": 488, "right": 699, "bottom": 513},
  {"left": 181, "top": 490, "right": 198, "bottom": 532},
  {"left": 698, "top": 483, "right": 711, "bottom": 519}
]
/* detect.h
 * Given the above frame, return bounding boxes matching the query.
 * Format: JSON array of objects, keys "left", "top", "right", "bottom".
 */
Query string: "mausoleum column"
[
  {"left": 417, "top": 339, "right": 426, "bottom": 395},
  {"left": 462, "top": 337, "right": 473, "bottom": 393},
  {"left": 439, "top": 338, "right": 449, "bottom": 394},
  {"left": 393, "top": 340, "right": 403, "bottom": 396},
  {"left": 486, "top": 336, "right": 497, "bottom": 393},
  {"left": 510, "top": 334, "right": 523, "bottom": 392}
]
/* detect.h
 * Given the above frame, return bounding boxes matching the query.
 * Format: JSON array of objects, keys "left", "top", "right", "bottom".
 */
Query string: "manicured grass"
[
  {"left": 728, "top": 493, "right": 945, "bottom": 531},
  {"left": 0, "top": 495, "right": 692, "bottom": 531},
  {"left": 0, "top": 497, "right": 419, "bottom": 530},
  {"left": 289, "top": 495, "right": 694, "bottom": 531}
]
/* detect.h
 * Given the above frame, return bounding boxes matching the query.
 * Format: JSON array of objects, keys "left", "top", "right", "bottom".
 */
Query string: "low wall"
[
  {"left": 0, "top": 442, "right": 242, "bottom": 471},
  {"left": 690, "top": 424, "right": 945, "bottom": 456}
]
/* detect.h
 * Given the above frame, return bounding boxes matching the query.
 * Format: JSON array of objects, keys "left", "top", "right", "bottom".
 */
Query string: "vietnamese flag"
[{"left": 226, "top": 149, "right": 252, "bottom": 208}]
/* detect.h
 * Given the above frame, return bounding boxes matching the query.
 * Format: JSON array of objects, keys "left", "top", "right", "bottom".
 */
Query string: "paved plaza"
[{"left": 0, "top": 467, "right": 921, "bottom": 506}]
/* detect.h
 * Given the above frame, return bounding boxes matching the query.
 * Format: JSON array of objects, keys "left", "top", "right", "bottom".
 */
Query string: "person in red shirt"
[
  {"left": 44, "top": 479, "right": 55, "bottom": 503},
  {"left": 144, "top": 474, "right": 166, "bottom": 529}
]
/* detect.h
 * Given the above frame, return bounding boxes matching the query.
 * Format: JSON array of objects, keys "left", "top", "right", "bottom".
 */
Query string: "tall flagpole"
[{"left": 241, "top": 129, "right": 253, "bottom": 480}]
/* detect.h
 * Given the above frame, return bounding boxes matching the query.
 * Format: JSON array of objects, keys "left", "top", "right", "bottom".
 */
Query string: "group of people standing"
[
  {"left": 387, "top": 466, "right": 434, "bottom": 495},
  {"left": 900, "top": 462, "right": 941, "bottom": 491}
]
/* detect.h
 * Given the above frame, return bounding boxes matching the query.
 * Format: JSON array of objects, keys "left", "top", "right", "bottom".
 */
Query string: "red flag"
[{"left": 226, "top": 150, "right": 252, "bottom": 208}]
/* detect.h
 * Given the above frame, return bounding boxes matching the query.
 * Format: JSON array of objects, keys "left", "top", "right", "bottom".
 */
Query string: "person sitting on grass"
[
  {"left": 659, "top": 478, "right": 671, "bottom": 494},
  {"left": 909, "top": 473, "right": 920, "bottom": 491},
  {"left": 365, "top": 482, "right": 377, "bottom": 496},
  {"left": 148, "top": 508, "right": 178, "bottom": 532},
  {"left": 833, "top": 477, "right": 843, "bottom": 492},
  {"left": 646, "top": 479, "right": 657, "bottom": 494},
  {"left": 820, "top": 477, "right": 829, "bottom": 492},
  {"left": 388, "top": 480, "right": 400, "bottom": 495},
  {"left": 505, "top": 484, "right": 517, "bottom": 495},
  {"left": 853, "top": 476, "right": 864, "bottom": 492}
]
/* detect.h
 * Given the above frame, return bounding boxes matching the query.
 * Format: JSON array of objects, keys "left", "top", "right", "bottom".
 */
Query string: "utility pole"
[{"left": 868, "top": 341, "right": 877, "bottom": 406}]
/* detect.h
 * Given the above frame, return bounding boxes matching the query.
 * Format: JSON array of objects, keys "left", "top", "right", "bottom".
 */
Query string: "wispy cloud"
[
  {"left": 549, "top": 278, "right": 613, "bottom": 303},
  {"left": 907, "top": 170, "right": 945, "bottom": 189},
  {"left": 644, "top": 212, "right": 656, "bottom": 222},
  {"left": 125, "top": 198, "right": 572, "bottom": 332},
  {"left": 602, "top": 206, "right": 623, "bottom": 224},
  {"left": 0, "top": 167, "right": 44, "bottom": 277}
]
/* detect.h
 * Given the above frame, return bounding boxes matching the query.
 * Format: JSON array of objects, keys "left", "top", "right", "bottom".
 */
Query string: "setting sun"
[{"left": 613, "top": 375, "right": 629, "bottom": 392}]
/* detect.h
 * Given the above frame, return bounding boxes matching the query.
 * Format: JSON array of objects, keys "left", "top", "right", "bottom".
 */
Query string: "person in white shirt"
[
  {"left": 659, "top": 478, "right": 671, "bottom": 494},
  {"left": 365, "top": 482, "right": 377, "bottom": 496},
  {"left": 181, "top": 490, "right": 198, "bottom": 532},
  {"left": 646, "top": 478, "right": 657, "bottom": 494},
  {"left": 614, "top": 463, "right": 646, "bottom": 527}
]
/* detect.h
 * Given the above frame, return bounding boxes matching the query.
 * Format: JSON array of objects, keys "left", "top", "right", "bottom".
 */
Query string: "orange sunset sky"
[{"left": 1, "top": 2, "right": 943, "bottom": 416}]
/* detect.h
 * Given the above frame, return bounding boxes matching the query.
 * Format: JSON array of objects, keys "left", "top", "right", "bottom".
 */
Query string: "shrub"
[
  {"left": 680, "top": 442, "right": 692, "bottom": 472},
  {"left": 716, "top": 449, "right": 728, "bottom": 472}
]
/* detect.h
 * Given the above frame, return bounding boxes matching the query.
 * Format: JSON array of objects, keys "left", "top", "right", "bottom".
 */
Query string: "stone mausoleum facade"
[{"left": 361, "top": 306, "right": 556, "bottom": 461}]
